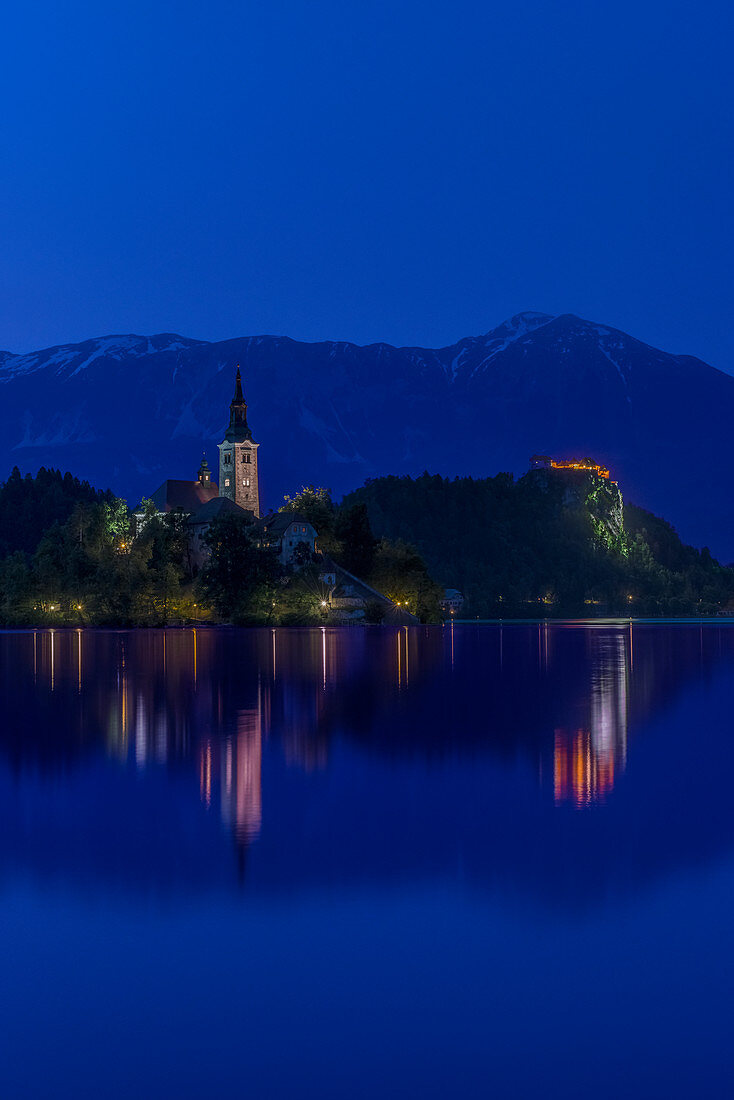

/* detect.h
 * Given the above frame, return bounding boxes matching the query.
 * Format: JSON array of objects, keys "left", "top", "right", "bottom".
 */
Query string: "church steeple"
[
  {"left": 218, "top": 365, "right": 261, "bottom": 517},
  {"left": 225, "top": 366, "right": 253, "bottom": 443},
  {"left": 197, "top": 453, "right": 211, "bottom": 484}
]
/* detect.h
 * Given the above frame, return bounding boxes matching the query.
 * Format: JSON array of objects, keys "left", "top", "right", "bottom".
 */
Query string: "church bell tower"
[{"left": 218, "top": 367, "right": 260, "bottom": 517}]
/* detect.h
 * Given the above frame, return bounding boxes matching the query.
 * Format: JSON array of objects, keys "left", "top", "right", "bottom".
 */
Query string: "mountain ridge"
[
  {"left": 0, "top": 313, "right": 732, "bottom": 557},
  {"left": 2, "top": 311, "right": 724, "bottom": 382}
]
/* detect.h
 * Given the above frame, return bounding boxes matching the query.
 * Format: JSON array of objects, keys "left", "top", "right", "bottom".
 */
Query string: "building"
[
  {"left": 143, "top": 368, "right": 317, "bottom": 570},
  {"left": 187, "top": 496, "right": 255, "bottom": 570},
  {"left": 318, "top": 560, "right": 418, "bottom": 623},
  {"left": 142, "top": 368, "right": 260, "bottom": 557},
  {"left": 257, "top": 512, "right": 319, "bottom": 567},
  {"left": 149, "top": 455, "right": 219, "bottom": 515},
  {"left": 140, "top": 369, "right": 412, "bottom": 612},
  {"left": 218, "top": 367, "right": 260, "bottom": 517},
  {"left": 440, "top": 588, "right": 464, "bottom": 614},
  {"left": 530, "top": 454, "right": 613, "bottom": 481}
]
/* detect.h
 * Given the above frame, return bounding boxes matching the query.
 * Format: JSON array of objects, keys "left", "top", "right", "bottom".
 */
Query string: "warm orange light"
[
  {"left": 554, "top": 728, "right": 617, "bottom": 807},
  {"left": 549, "top": 459, "right": 611, "bottom": 479}
]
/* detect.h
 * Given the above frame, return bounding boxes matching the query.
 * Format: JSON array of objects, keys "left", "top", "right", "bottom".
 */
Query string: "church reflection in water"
[
  {"left": 6, "top": 620, "right": 734, "bottom": 912},
  {"left": 199, "top": 699, "right": 263, "bottom": 843},
  {"left": 2, "top": 617, "right": 727, "bottom": 875},
  {"left": 82, "top": 627, "right": 342, "bottom": 850}
]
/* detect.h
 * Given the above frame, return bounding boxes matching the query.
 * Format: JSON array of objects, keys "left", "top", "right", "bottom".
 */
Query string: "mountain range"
[{"left": 1, "top": 312, "right": 732, "bottom": 558}]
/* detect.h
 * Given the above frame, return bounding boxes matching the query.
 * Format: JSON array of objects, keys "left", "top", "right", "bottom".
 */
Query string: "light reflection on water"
[
  {"left": 2, "top": 621, "right": 733, "bottom": 877},
  {"left": 3, "top": 623, "right": 734, "bottom": 1097},
  {"left": 554, "top": 631, "right": 628, "bottom": 806}
]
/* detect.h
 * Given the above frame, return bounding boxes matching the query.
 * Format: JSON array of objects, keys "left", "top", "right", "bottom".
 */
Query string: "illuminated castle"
[{"left": 530, "top": 454, "right": 613, "bottom": 481}]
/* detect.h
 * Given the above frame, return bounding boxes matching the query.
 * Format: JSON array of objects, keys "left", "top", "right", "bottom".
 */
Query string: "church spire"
[
  {"left": 218, "top": 363, "right": 260, "bottom": 517},
  {"left": 233, "top": 366, "right": 245, "bottom": 405},
  {"left": 225, "top": 365, "right": 253, "bottom": 442}
]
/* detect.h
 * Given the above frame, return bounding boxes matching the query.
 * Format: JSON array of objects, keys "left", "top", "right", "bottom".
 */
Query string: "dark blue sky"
[{"left": 1, "top": 0, "right": 732, "bottom": 368}]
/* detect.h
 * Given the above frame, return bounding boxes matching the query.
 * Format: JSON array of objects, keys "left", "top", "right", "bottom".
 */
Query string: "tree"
[
  {"left": 341, "top": 472, "right": 734, "bottom": 618},
  {"left": 0, "top": 552, "right": 32, "bottom": 623},
  {"left": 281, "top": 486, "right": 335, "bottom": 532},
  {"left": 334, "top": 503, "right": 376, "bottom": 577},
  {"left": 280, "top": 486, "right": 340, "bottom": 555},
  {"left": 291, "top": 540, "right": 315, "bottom": 568},
  {"left": 370, "top": 539, "right": 443, "bottom": 623},
  {"left": 0, "top": 466, "right": 114, "bottom": 557},
  {"left": 273, "top": 565, "right": 324, "bottom": 625},
  {"left": 139, "top": 511, "right": 191, "bottom": 620},
  {"left": 199, "top": 513, "right": 279, "bottom": 621}
]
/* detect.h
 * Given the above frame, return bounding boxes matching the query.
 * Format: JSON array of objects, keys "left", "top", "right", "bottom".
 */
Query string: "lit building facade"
[
  {"left": 530, "top": 454, "right": 612, "bottom": 480},
  {"left": 218, "top": 367, "right": 260, "bottom": 517}
]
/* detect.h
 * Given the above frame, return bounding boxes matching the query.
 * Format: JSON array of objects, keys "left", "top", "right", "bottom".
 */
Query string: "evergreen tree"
[
  {"left": 199, "top": 513, "right": 279, "bottom": 621},
  {"left": 333, "top": 503, "right": 376, "bottom": 577}
]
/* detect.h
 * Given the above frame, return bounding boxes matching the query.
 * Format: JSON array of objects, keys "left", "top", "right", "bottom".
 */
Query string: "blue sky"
[{"left": 1, "top": 0, "right": 732, "bottom": 367}]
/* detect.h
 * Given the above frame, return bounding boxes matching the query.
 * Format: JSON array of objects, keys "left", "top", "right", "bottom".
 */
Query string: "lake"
[{"left": 1, "top": 622, "right": 734, "bottom": 1098}]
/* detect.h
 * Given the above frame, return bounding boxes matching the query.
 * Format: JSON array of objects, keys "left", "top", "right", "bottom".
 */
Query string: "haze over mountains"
[{"left": 0, "top": 312, "right": 731, "bottom": 557}]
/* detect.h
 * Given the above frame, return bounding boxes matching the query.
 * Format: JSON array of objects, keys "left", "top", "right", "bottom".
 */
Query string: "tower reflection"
[
  {"left": 4, "top": 621, "right": 729, "bottom": 853},
  {"left": 4, "top": 621, "right": 734, "bottom": 907},
  {"left": 200, "top": 696, "right": 263, "bottom": 843}
]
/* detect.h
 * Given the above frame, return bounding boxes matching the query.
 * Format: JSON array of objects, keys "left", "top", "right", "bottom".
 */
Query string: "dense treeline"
[
  {"left": 0, "top": 471, "right": 440, "bottom": 626},
  {"left": 0, "top": 488, "right": 196, "bottom": 625},
  {"left": 6, "top": 465, "right": 724, "bottom": 624},
  {"left": 343, "top": 472, "right": 734, "bottom": 617},
  {"left": 0, "top": 466, "right": 114, "bottom": 556}
]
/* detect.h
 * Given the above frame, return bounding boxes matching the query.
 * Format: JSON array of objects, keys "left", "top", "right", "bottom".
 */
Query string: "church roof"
[
  {"left": 150, "top": 479, "right": 218, "bottom": 514},
  {"left": 188, "top": 497, "right": 254, "bottom": 525},
  {"left": 319, "top": 559, "right": 420, "bottom": 623},
  {"left": 256, "top": 512, "right": 316, "bottom": 538}
]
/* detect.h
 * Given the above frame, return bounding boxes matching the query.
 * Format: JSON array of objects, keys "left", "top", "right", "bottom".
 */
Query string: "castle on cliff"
[{"left": 529, "top": 454, "right": 614, "bottom": 482}]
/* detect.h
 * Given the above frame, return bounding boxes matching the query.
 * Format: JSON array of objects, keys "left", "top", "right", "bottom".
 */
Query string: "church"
[
  {"left": 146, "top": 368, "right": 318, "bottom": 568},
  {"left": 144, "top": 368, "right": 416, "bottom": 622},
  {"left": 217, "top": 366, "right": 261, "bottom": 515}
]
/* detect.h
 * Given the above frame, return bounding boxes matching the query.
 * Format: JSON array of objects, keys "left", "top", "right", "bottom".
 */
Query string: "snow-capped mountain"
[{"left": 1, "top": 313, "right": 732, "bottom": 556}]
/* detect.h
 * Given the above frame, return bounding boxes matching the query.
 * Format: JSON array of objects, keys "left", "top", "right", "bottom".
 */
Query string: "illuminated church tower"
[{"left": 218, "top": 367, "right": 260, "bottom": 517}]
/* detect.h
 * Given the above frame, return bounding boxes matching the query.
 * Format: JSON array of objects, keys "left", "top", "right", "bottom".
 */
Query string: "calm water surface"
[{"left": 1, "top": 623, "right": 734, "bottom": 1098}]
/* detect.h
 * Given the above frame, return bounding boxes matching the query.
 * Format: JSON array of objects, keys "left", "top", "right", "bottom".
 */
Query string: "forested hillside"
[
  {"left": 0, "top": 473, "right": 440, "bottom": 626},
  {"left": 343, "top": 473, "right": 734, "bottom": 617},
  {"left": 0, "top": 467, "right": 114, "bottom": 556}
]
